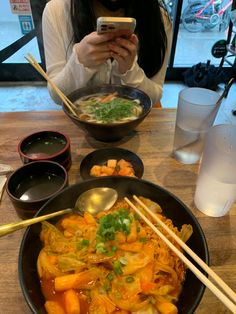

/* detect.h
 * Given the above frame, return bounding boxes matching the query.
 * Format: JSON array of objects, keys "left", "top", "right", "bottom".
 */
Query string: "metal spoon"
[{"left": 0, "top": 187, "right": 118, "bottom": 237}]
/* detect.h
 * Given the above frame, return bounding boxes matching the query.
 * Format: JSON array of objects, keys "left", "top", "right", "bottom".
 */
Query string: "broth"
[
  {"left": 23, "top": 136, "right": 66, "bottom": 157},
  {"left": 15, "top": 173, "right": 64, "bottom": 201},
  {"left": 74, "top": 93, "right": 143, "bottom": 124},
  {"left": 37, "top": 197, "right": 193, "bottom": 313}
]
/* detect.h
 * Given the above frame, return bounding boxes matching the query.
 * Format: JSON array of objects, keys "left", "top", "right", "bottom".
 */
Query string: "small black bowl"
[
  {"left": 62, "top": 84, "right": 152, "bottom": 142},
  {"left": 18, "top": 177, "right": 209, "bottom": 313},
  {"left": 18, "top": 130, "right": 72, "bottom": 171},
  {"left": 80, "top": 147, "right": 144, "bottom": 179},
  {"left": 6, "top": 161, "right": 68, "bottom": 219}
]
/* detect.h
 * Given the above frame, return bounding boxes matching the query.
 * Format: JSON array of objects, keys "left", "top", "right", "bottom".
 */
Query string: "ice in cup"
[
  {"left": 172, "top": 87, "right": 220, "bottom": 164},
  {"left": 194, "top": 124, "right": 236, "bottom": 217}
]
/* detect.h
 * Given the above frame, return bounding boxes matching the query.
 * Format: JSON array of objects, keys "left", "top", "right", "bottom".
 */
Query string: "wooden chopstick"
[
  {"left": 133, "top": 195, "right": 236, "bottom": 304},
  {"left": 124, "top": 197, "right": 236, "bottom": 313},
  {"left": 26, "top": 53, "right": 77, "bottom": 111},
  {"left": 24, "top": 53, "right": 77, "bottom": 117}
]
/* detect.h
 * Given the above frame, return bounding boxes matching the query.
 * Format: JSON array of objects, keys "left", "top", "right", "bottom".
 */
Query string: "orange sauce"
[{"left": 40, "top": 278, "right": 89, "bottom": 314}]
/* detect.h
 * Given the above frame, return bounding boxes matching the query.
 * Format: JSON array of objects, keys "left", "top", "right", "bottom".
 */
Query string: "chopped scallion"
[
  {"left": 113, "top": 260, "right": 123, "bottom": 276},
  {"left": 125, "top": 276, "right": 135, "bottom": 283},
  {"left": 106, "top": 273, "right": 114, "bottom": 281}
]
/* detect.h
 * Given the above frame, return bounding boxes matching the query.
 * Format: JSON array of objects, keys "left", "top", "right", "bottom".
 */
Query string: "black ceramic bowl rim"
[
  {"left": 6, "top": 160, "right": 68, "bottom": 204},
  {"left": 18, "top": 130, "right": 71, "bottom": 161},
  {"left": 80, "top": 147, "right": 144, "bottom": 179},
  {"left": 63, "top": 84, "right": 152, "bottom": 126},
  {"left": 18, "top": 176, "right": 209, "bottom": 314}
]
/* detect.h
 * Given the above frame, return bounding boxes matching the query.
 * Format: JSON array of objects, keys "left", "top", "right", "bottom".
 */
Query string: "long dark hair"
[{"left": 70, "top": 0, "right": 169, "bottom": 78}]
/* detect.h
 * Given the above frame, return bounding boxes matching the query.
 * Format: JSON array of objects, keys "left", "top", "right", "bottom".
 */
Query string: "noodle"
[
  {"left": 37, "top": 197, "right": 193, "bottom": 314},
  {"left": 74, "top": 93, "right": 143, "bottom": 124}
]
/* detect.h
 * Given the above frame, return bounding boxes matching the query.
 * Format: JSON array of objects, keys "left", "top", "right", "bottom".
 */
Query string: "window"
[
  {"left": 166, "top": 0, "right": 234, "bottom": 79},
  {"left": 0, "top": 0, "right": 46, "bottom": 81},
  {"left": 0, "top": 0, "right": 234, "bottom": 81}
]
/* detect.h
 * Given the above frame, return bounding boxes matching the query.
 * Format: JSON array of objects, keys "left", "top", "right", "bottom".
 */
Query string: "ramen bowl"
[
  {"left": 19, "top": 177, "right": 208, "bottom": 313},
  {"left": 80, "top": 147, "right": 144, "bottom": 179},
  {"left": 62, "top": 84, "right": 152, "bottom": 142},
  {"left": 6, "top": 161, "right": 68, "bottom": 219},
  {"left": 18, "top": 130, "right": 72, "bottom": 171}
]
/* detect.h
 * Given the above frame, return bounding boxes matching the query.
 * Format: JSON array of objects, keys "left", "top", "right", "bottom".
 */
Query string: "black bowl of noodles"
[
  {"left": 62, "top": 84, "right": 152, "bottom": 142},
  {"left": 18, "top": 177, "right": 209, "bottom": 314}
]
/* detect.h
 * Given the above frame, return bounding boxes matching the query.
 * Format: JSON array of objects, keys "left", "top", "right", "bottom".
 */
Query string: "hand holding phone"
[{"left": 97, "top": 17, "right": 136, "bottom": 35}]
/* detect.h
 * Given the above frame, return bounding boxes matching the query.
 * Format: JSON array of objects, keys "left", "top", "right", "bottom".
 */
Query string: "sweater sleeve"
[
  {"left": 42, "top": 0, "right": 98, "bottom": 104},
  {"left": 111, "top": 11, "right": 172, "bottom": 105}
]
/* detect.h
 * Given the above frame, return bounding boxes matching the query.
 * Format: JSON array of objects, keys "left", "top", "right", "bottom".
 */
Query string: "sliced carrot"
[
  {"left": 100, "top": 92, "right": 117, "bottom": 103},
  {"left": 140, "top": 281, "right": 156, "bottom": 293}
]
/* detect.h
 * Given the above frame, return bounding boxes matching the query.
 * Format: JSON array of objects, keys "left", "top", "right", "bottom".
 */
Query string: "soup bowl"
[
  {"left": 19, "top": 177, "right": 209, "bottom": 313},
  {"left": 62, "top": 84, "right": 152, "bottom": 142},
  {"left": 18, "top": 130, "right": 72, "bottom": 171},
  {"left": 6, "top": 161, "right": 68, "bottom": 219}
]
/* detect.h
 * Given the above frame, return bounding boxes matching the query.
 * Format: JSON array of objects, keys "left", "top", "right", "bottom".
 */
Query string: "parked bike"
[{"left": 182, "top": 0, "right": 232, "bottom": 32}]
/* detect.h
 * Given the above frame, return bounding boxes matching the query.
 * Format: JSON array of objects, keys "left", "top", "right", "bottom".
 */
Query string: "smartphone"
[{"left": 97, "top": 17, "right": 136, "bottom": 34}]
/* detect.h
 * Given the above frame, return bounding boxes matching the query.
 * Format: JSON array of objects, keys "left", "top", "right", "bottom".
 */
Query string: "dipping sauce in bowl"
[
  {"left": 6, "top": 161, "right": 68, "bottom": 219},
  {"left": 18, "top": 131, "right": 71, "bottom": 171}
]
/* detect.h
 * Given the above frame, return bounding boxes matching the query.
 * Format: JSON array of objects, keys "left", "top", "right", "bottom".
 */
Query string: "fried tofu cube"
[
  {"left": 117, "top": 159, "right": 132, "bottom": 168},
  {"left": 90, "top": 165, "right": 102, "bottom": 177},
  {"left": 118, "top": 167, "right": 134, "bottom": 177},
  {"left": 107, "top": 159, "right": 117, "bottom": 168},
  {"left": 100, "top": 165, "right": 115, "bottom": 176}
]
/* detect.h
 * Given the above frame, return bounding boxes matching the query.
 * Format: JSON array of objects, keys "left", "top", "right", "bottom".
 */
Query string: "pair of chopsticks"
[
  {"left": 124, "top": 196, "right": 236, "bottom": 313},
  {"left": 24, "top": 53, "right": 77, "bottom": 117}
]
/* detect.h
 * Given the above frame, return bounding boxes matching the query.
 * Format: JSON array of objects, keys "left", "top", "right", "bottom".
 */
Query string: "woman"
[{"left": 42, "top": 0, "right": 172, "bottom": 104}]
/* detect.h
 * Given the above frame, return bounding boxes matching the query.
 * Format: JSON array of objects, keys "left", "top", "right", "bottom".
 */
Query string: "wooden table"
[{"left": 0, "top": 109, "right": 235, "bottom": 314}]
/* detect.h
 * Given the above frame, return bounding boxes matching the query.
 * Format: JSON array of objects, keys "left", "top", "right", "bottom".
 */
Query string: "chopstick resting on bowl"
[
  {"left": 24, "top": 53, "right": 77, "bottom": 117},
  {"left": 132, "top": 195, "right": 236, "bottom": 303},
  {"left": 124, "top": 196, "right": 236, "bottom": 313}
]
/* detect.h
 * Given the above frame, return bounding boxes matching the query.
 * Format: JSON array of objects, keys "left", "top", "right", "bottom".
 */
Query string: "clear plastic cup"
[
  {"left": 172, "top": 87, "right": 220, "bottom": 164},
  {"left": 194, "top": 124, "right": 236, "bottom": 217}
]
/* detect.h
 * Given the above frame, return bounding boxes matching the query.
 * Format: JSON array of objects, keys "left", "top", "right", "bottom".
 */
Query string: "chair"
[{"left": 153, "top": 101, "right": 162, "bottom": 108}]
